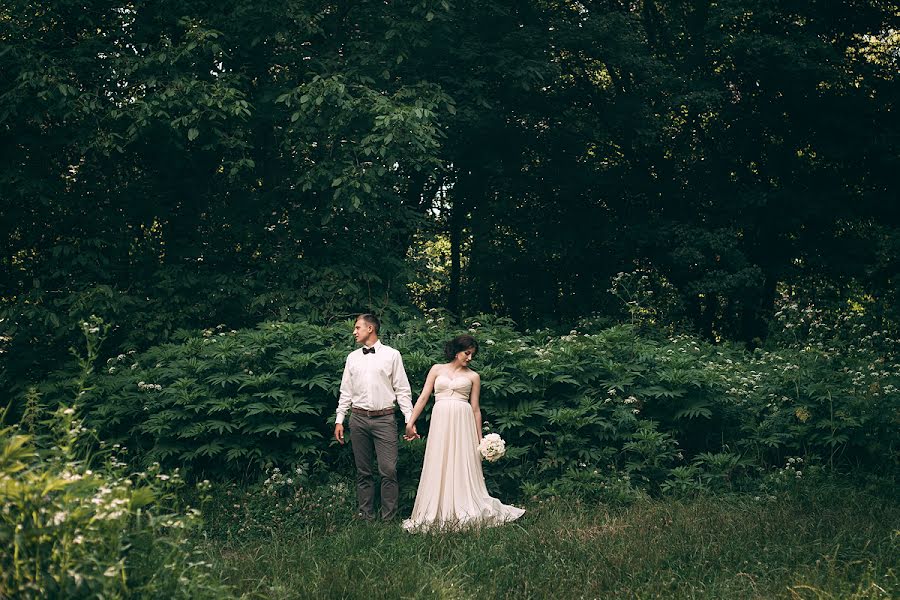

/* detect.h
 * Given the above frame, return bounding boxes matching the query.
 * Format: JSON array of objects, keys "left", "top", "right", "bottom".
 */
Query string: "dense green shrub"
[
  {"left": 0, "top": 406, "right": 232, "bottom": 599},
  {"left": 33, "top": 305, "right": 900, "bottom": 494}
]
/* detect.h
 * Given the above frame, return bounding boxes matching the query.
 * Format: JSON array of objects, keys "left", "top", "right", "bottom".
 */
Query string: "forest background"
[{"left": 1, "top": 1, "right": 898, "bottom": 598}]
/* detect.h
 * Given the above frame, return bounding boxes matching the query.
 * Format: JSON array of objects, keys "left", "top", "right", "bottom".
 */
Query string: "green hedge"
[{"left": 69, "top": 311, "right": 899, "bottom": 494}]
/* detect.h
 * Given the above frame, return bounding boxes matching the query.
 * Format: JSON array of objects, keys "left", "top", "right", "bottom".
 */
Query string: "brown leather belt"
[{"left": 351, "top": 406, "right": 395, "bottom": 417}]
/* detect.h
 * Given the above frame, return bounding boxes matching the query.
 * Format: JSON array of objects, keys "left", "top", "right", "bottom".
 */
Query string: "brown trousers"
[{"left": 349, "top": 412, "right": 399, "bottom": 520}]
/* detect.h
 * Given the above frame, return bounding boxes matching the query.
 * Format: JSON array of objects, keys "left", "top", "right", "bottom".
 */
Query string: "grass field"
[{"left": 200, "top": 481, "right": 898, "bottom": 599}]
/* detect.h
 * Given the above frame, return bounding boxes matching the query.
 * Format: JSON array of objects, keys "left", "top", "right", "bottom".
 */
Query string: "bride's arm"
[
  {"left": 469, "top": 373, "right": 482, "bottom": 442},
  {"left": 406, "top": 365, "right": 438, "bottom": 435}
]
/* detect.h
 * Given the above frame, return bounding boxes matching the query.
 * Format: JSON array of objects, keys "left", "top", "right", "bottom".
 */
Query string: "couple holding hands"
[{"left": 333, "top": 314, "right": 524, "bottom": 532}]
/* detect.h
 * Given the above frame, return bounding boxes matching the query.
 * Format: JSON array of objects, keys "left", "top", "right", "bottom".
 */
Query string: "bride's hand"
[{"left": 404, "top": 423, "right": 419, "bottom": 440}]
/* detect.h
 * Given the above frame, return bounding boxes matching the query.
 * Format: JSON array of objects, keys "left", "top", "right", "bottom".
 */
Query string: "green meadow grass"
[{"left": 200, "top": 482, "right": 898, "bottom": 599}]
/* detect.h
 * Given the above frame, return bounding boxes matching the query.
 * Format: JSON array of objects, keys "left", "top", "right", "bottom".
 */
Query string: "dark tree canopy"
[{"left": 2, "top": 0, "right": 898, "bottom": 390}]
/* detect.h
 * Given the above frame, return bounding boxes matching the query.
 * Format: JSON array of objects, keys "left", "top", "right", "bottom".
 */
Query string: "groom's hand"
[
  {"left": 404, "top": 423, "right": 419, "bottom": 441},
  {"left": 334, "top": 423, "right": 345, "bottom": 445}
]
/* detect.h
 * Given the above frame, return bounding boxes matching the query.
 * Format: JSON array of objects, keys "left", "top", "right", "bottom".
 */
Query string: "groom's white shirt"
[{"left": 335, "top": 340, "right": 413, "bottom": 425}]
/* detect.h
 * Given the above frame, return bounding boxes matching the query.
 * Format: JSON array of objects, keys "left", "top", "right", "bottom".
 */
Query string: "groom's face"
[{"left": 353, "top": 319, "right": 374, "bottom": 344}]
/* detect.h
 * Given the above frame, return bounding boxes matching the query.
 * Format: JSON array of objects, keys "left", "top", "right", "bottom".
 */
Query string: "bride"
[{"left": 402, "top": 334, "right": 525, "bottom": 532}]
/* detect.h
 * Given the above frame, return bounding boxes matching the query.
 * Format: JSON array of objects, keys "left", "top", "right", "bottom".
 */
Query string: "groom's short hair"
[{"left": 357, "top": 313, "right": 380, "bottom": 333}]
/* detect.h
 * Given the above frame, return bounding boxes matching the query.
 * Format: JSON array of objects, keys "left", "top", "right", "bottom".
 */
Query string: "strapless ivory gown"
[{"left": 402, "top": 374, "right": 525, "bottom": 532}]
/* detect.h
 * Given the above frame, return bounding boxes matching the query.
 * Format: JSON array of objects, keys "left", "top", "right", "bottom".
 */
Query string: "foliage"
[
  {"left": 0, "top": 407, "right": 231, "bottom": 599},
  {"left": 82, "top": 320, "right": 352, "bottom": 477},
  {"left": 17, "top": 301, "right": 893, "bottom": 494},
  {"left": 3, "top": 1, "right": 898, "bottom": 404}
]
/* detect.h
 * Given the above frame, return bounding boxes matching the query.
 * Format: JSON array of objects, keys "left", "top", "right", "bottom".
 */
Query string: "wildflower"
[{"left": 67, "top": 570, "right": 84, "bottom": 585}]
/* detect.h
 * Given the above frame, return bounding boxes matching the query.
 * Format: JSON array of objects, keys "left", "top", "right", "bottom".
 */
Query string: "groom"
[{"left": 334, "top": 314, "right": 415, "bottom": 520}]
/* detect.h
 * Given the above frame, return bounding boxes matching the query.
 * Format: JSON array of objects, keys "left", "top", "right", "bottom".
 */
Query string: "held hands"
[
  {"left": 336, "top": 422, "right": 418, "bottom": 444},
  {"left": 403, "top": 423, "right": 420, "bottom": 441}
]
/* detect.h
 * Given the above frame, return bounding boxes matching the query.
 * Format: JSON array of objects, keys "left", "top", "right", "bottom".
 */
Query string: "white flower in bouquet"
[{"left": 478, "top": 433, "right": 506, "bottom": 462}]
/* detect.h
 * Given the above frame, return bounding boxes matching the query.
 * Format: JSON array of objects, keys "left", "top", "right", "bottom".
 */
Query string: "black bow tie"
[{"left": 362, "top": 347, "right": 376, "bottom": 355}]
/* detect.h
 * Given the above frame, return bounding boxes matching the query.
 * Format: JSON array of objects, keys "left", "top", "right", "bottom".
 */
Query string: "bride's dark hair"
[{"left": 444, "top": 334, "right": 479, "bottom": 361}]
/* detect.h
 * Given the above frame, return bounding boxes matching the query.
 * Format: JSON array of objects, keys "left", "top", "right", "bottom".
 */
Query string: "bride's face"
[{"left": 455, "top": 347, "right": 476, "bottom": 366}]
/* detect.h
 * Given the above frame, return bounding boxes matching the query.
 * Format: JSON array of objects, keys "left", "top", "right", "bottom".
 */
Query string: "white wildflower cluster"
[
  {"left": 202, "top": 324, "right": 230, "bottom": 337},
  {"left": 623, "top": 395, "right": 640, "bottom": 414},
  {"left": 263, "top": 466, "right": 300, "bottom": 497},
  {"left": 106, "top": 452, "right": 129, "bottom": 470},
  {"left": 774, "top": 298, "right": 900, "bottom": 359},
  {"left": 478, "top": 433, "right": 506, "bottom": 462},
  {"left": 59, "top": 470, "right": 84, "bottom": 483},
  {"left": 778, "top": 456, "right": 804, "bottom": 479},
  {"left": 150, "top": 466, "right": 182, "bottom": 485},
  {"left": 560, "top": 328, "right": 585, "bottom": 342},
  {"left": 106, "top": 350, "right": 138, "bottom": 372},
  {"left": 138, "top": 381, "right": 163, "bottom": 391}
]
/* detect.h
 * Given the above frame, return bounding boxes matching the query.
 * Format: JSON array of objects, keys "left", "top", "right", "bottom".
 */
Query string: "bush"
[
  {"left": 28, "top": 306, "right": 900, "bottom": 495},
  {"left": 0, "top": 406, "right": 233, "bottom": 599}
]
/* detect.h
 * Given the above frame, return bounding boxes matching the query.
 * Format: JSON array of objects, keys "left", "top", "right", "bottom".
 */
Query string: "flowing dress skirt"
[{"left": 402, "top": 397, "right": 525, "bottom": 532}]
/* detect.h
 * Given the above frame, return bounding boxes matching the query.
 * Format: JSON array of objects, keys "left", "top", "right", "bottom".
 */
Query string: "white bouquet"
[{"left": 478, "top": 433, "right": 506, "bottom": 462}]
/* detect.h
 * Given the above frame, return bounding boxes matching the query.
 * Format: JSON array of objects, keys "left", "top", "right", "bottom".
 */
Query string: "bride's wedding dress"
[{"left": 402, "top": 374, "right": 525, "bottom": 532}]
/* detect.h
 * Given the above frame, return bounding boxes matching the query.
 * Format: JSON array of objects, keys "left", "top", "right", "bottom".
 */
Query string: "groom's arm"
[
  {"left": 392, "top": 351, "right": 413, "bottom": 423},
  {"left": 334, "top": 357, "right": 352, "bottom": 444}
]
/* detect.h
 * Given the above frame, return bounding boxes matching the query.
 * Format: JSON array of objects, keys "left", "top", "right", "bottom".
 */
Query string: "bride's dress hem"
[{"left": 401, "top": 507, "right": 525, "bottom": 534}]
